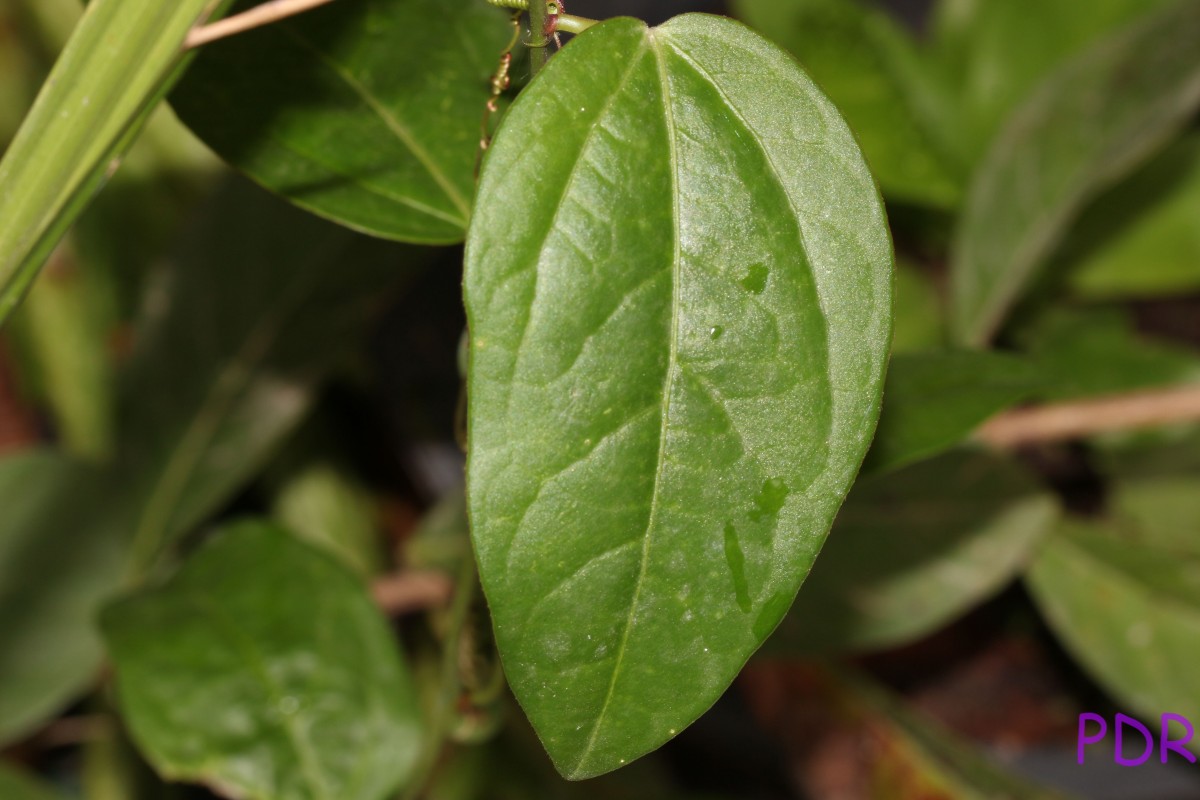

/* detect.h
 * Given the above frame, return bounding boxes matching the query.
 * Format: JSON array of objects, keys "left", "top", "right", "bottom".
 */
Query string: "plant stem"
[
  {"left": 370, "top": 570, "right": 454, "bottom": 615},
  {"left": 975, "top": 383, "right": 1200, "bottom": 447},
  {"left": 527, "top": 0, "right": 549, "bottom": 77},
  {"left": 184, "top": 0, "right": 336, "bottom": 49},
  {"left": 556, "top": 13, "right": 596, "bottom": 35}
]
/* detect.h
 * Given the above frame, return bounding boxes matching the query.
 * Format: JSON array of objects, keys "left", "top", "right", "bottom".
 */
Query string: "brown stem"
[
  {"left": 184, "top": 0, "right": 337, "bottom": 49},
  {"left": 975, "top": 383, "right": 1200, "bottom": 448},
  {"left": 371, "top": 570, "right": 454, "bottom": 615}
]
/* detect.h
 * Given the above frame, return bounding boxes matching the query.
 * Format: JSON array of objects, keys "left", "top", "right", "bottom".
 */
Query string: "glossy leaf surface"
[
  {"left": 0, "top": 0, "right": 232, "bottom": 323},
  {"left": 465, "top": 15, "right": 892, "bottom": 778},
  {"left": 1028, "top": 519, "right": 1200, "bottom": 727},
  {"left": 103, "top": 522, "right": 422, "bottom": 800},
  {"left": 770, "top": 451, "right": 1057, "bottom": 654},
  {"left": 732, "top": 0, "right": 963, "bottom": 207},
  {"left": 172, "top": 0, "right": 510, "bottom": 244},
  {"left": 865, "top": 351, "right": 1040, "bottom": 473},
  {"left": 950, "top": 0, "right": 1200, "bottom": 346}
]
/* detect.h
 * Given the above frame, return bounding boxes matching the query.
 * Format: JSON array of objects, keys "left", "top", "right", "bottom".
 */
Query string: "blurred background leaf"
[
  {"left": 1060, "top": 134, "right": 1200, "bottom": 300},
  {"left": 0, "top": 180, "right": 428, "bottom": 747},
  {"left": 1028, "top": 517, "right": 1200, "bottom": 733},
  {"left": 770, "top": 450, "right": 1058, "bottom": 654},
  {"left": 928, "top": 0, "right": 1179, "bottom": 163},
  {"left": 0, "top": 0, "right": 236, "bottom": 323},
  {"left": 102, "top": 522, "right": 423, "bottom": 800},
  {"left": 950, "top": 0, "right": 1200, "bottom": 346},
  {"left": 0, "top": 762, "right": 67, "bottom": 800},
  {"left": 1016, "top": 308, "right": 1200, "bottom": 403},
  {"left": 865, "top": 350, "right": 1041, "bottom": 473},
  {"left": 732, "top": 0, "right": 965, "bottom": 208},
  {"left": 172, "top": 0, "right": 511, "bottom": 244}
]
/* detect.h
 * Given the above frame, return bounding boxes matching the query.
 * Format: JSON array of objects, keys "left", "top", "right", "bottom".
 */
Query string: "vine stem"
[
  {"left": 184, "top": 0, "right": 336, "bottom": 49},
  {"left": 527, "top": 0, "right": 550, "bottom": 76},
  {"left": 975, "top": 383, "right": 1200, "bottom": 448},
  {"left": 370, "top": 570, "right": 453, "bottom": 615}
]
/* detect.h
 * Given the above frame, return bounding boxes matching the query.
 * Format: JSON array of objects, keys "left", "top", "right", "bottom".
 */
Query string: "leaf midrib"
[
  {"left": 276, "top": 23, "right": 471, "bottom": 223},
  {"left": 572, "top": 30, "right": 681, "bottom": 776}
]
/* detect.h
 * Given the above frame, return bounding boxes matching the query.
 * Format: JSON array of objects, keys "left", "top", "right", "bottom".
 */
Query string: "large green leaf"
[
  {"left": 1062, "top": 134, "right": 1200, "bottom": 299},
  {"left": 0, "top": 0, "right": 233, "bottom": 324},
  {"left": 1027, "top": 519, "right": 1200, "bottom": 726},
  {"left": 465, "top": 15, "right": 892, "bottom": 778},
  {"left": 102, "top": 522, "right": 422, "bottom": 800},
  {"left": 770, "top": 451, "right": 1057, "bottom": 654},
  {"left": 0, "top": 181, "right": 423, "bottom": 746},
  {"left": 731, "top": 0, "right": 963, "bottom": 208},
  {"left": 864, "top": 351, "right": 1041, "bottom": 474},
  {"left": 949, "top": 0, "right": 1200, "bottom": 347},
  {"left": 172, "top": 0, "right": 510, "bottom": 244}
]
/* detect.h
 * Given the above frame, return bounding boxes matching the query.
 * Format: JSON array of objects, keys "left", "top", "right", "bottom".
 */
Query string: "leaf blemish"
[
  {"left": 723, "top": 522, "right": 752, "bottom": 613},
  {"left": 739, "top": 263, "right": 769, "bottom": 294},
  {"left": 749, "top": 478, "right": 789, "bottom": 522}
]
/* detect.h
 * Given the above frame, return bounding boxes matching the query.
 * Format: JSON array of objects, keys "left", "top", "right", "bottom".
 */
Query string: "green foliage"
[
  {"left": 2, "top": 0, "right": 1200, "bottom": 795},
  {"left": 950, "top": 0, "right": 1200, "bottom": 346},
  {"left": 0, "top": 0, "right": 235, "bottom": 322},
  {"left": 772, "top": 450, "right": 1057, "bottom": 654},
  {"left": 102, "top": 522, "right": 423, "bottom": 800},
  {"left": 0, "top": 451, "right": 130, "bottom": 745},
  {"left": 1028, "top": 518, "right": 1200, "bottom": 727},
  {"left": 732, "top": 0, "right": 964, "bottom": 208},
  {"left": 0, "top": 764, "right": 65, "bottom": 800},
  {"left": 0, "top": 180, "right": 421, "bottom": 747},
  {"left": 465, "top": 14, "right": 891, "bottom": 777},
  {"left": 1062, "top": 134, "right": 1200, "bottom": 299},
  {"left": 866, "top": 351, "right": 1041, "bottom": 473},
  {"left": 929, "top": 0, "right": 1179, "bottom": 162},
  {"left": 172, "top": 0, "right": 510, "bottom": 243}
]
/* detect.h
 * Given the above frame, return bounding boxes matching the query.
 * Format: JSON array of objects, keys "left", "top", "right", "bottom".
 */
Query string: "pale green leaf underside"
[
  {"left": 102, "top": 523, "right": 422, "bottom": 800},
  {"left": 950, "top": 0, "right": 1200, "bottom": 346},
  {"left": 465, "top": 15, "right": 891, "bottom": 779},
  {"left": 1028, "top": 520, "right": 1200, "bottom": 727}
]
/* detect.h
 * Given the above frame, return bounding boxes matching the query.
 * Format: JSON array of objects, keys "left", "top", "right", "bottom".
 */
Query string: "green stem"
[
  {"left": 555, "top": 13, "right": 596, "bottom": 35},
  {"left": 527, "top": 0, "right": 549, "bottom": 77}
]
